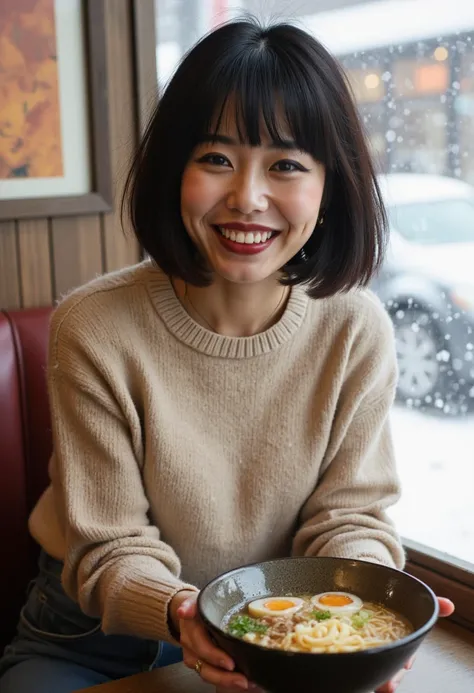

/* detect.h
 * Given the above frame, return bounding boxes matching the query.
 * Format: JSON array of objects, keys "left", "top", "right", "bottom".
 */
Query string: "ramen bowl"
[{"left": 198, "top": 557, "right": 439, "bottom": 693}]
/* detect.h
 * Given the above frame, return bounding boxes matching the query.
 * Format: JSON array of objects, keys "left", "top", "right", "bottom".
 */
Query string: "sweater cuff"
[
  {"left": 102, "top": 570, "right": 199, "bottom": 644},
  {"left": 318, "top": 538, "right": 406, "bottom": 570}
]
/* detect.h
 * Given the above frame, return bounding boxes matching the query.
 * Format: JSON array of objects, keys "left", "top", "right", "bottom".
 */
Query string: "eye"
[
  {"left": 271, "top": 159, "right": 309, "bottom": 173},
  {"left": 196, "top": 153, "right": 231, "bottom": 167}
]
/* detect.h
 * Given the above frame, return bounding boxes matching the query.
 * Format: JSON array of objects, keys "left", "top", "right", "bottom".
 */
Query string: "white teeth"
[{"left": 218, "top": 227, "right": 273, "bottom": 244}]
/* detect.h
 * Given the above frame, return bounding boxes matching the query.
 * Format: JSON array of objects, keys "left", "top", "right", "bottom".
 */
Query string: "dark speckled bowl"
[{"left": 198, "top": 557, "right": 439, "bottom": 693}]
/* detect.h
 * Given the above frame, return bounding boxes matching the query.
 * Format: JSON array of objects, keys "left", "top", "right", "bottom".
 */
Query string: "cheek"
[
  {"left": 181, "top": 170, "right": 205, "bottom": 216},
  {"left": 278, "top": 181, "right": 324, "bottom": 227},
  {"left": 181, "top": 169, "right": 220, "bottom": 218}
]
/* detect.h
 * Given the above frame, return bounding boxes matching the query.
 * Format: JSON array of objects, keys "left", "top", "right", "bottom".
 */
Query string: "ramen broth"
[{"left": 225, "top": 592, "right": 413, "bottom": 653}]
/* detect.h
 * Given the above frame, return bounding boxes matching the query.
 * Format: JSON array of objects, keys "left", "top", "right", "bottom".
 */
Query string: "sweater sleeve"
[
  {"left": 47, "top": 301, "right": 198, "bottom": 643},
  {"left": 292, "top": 297, "right": 405, "bottom": 570}
]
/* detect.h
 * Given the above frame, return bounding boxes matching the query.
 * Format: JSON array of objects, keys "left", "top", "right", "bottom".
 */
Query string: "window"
[
  {"left": 458, "top": 47, "right": 474, "bottom": 184},
  {"left": 346, "top": 66, "right": 389, "bottom": 170},
  {"left": 305, "top": 2, "right": 474, "bottom": 619},
  {"left": 155, "top": 0, "right": 247, "bottom": 87},
  {"left": 389, "top": 198, "right": 474, "bottom": 244},
  {"left": 155, "top": 0, "right": 474, "bottom": 624}
]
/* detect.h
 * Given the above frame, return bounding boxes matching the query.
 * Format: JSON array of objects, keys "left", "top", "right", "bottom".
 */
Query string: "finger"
[
  {"left": 177, "top": 595, "right": 198, "bottom": 619},
  {"left": 182, "top": 647, "right": 199, "bottom": 670},
  {"left": 375, "top": 682, "right": 393, "bottom": 693},
  {"left": 181, "top": 620, "right": 235, "bottom": 672},
  {"left": 437, "top": 597, "right": 455, "bottom": 617},
  {"left": 182, "top": 649, "right": 247, "bottom": 689},
  {"left": 375, "top": 668, "right": 407, "bottom": 693},
  {"left": 404, "top": 655, "right": 416, "bottom": 670},
  {"left": 179, "top": 619, "right": 234, "bottom": 671},
  {"left": 198, "top": 660, "right": 249, "bottom": 689},
  {"left": 375, "top": 681, "right": 395, "bottom": 693},
  {"left": 391, "top": 668, "right": 407, "bottom": 689}
]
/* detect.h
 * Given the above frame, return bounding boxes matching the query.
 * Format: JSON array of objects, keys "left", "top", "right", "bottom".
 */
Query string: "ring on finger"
[{"left": 194, "top": 659, "right": 203, "bottom": 676}]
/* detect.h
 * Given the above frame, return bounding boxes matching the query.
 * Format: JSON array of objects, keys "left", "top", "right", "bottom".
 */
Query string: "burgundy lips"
[{"left": 213, "top": 223, "right": 278, "bottom": 255}]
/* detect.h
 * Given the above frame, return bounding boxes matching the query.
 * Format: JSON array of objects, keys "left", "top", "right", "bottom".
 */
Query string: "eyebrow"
[{"left": 199, "top": 134, "right": 300, "bottom": 151}]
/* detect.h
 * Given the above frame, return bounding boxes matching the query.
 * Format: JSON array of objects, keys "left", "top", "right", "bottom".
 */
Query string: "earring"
[
  {"left": 318, "top": 214, "right": 325, "bottom": 226},
  {"left": 299, "top": 247, "right": 308, "bottom": 262}
]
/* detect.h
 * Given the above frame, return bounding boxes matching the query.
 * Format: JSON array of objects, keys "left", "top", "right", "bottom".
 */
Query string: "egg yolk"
[
  {"left": 263, "top": 600, "right": 297, "bottom": 611},
  {"left": 319, "top": 594, "right": 354, "bottom": 607}
]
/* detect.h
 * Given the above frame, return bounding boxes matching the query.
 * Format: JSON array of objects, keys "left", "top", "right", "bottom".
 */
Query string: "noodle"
[{"left": 225, "top": 598, "right": 412, "bottom": 653}]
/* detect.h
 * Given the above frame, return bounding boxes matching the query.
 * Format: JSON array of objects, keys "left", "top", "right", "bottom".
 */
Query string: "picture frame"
[{"left": 0, "top": 0, "right": 112, "bottom": 220}]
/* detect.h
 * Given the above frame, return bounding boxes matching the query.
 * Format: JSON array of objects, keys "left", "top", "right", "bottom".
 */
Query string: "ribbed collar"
[{"left": 145, "top": 266, "right": 309, "bottom": 359}]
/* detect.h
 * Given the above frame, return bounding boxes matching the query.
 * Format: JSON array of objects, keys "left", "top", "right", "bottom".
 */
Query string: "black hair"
[{"left": 123, "top": 17, "right": 388, "bottom": 298}]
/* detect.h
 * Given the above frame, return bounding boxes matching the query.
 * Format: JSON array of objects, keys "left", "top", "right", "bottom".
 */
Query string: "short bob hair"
[{"left": 123, "top": 18, "right": 388, "bottom": 299}]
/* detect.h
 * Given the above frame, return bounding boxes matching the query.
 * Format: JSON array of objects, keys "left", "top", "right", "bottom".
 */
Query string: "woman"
[{"left": 0, "top": 18, "right": 453, "bottom": 693}]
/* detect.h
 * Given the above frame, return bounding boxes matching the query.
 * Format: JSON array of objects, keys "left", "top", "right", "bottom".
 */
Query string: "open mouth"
[{"left": 213, "top": 225, "right": 277, "bottom": 245}]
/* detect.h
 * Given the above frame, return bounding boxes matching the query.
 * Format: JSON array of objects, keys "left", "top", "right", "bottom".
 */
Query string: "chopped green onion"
[
  {"left": 352, "top": 610, "right": 371, "bottom": 629},
  {"left": 227, "top": 615, "right": 269, "bottom": 638},
  {"left": 309, "top": 609, "right": 332, "bottom": 621}
]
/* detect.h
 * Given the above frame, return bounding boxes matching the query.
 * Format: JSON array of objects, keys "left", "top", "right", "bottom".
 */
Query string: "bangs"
[{"left": 197, "top": 43, "right": 333, "bottom": 165}]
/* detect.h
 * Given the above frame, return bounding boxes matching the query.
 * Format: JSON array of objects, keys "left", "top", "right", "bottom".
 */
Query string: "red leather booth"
[{"left": 0, "top": 307, "right": 53, "bottom": 652}]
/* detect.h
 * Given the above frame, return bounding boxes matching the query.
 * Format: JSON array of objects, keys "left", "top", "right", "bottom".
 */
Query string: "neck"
[{"left": 173, "top": 275, "right": 289, "bottom": 337}]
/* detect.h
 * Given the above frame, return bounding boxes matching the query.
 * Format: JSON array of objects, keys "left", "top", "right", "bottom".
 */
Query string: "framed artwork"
[{"left": 0, "top": 0, "right": 112, "bottom": 219}]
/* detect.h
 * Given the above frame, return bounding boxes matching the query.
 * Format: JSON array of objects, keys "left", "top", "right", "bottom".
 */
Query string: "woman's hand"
[
  {"left": 170, "top": 591, "right": 256, "bottom": 690},
  {"left": 375, "top": 597, "right": 454, "bottom": 693}
]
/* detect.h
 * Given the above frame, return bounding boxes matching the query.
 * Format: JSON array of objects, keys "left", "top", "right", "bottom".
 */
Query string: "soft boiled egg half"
[
  {"left": 311, "top": 592, "right": 362, "bottom": 615},
  {"left": 248, "top": 597, "right": 304, "bottom": 618}
]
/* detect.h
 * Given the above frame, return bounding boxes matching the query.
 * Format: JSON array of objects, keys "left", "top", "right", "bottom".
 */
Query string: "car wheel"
[{"left": 391, "top": 308, "right": 447, "bottom": 402}]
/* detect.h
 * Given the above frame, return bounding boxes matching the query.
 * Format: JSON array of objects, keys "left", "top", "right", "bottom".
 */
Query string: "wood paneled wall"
[{"left": 0, "top": 0, "right": 156, "bottom": 310}]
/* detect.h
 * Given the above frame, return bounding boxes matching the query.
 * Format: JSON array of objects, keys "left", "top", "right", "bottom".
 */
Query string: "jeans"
[{"left": 0, "top": 551, "right": 183, "bottom": 692}]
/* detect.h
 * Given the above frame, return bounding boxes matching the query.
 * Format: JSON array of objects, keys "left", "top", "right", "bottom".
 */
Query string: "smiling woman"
[{"left": 0, "top": 13, "right": 453, "bottom": 693}]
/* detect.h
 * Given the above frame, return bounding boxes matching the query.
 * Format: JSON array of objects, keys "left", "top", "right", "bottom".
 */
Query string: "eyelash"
[
  {"left": 196, "top": 153, "right": 309, "bottom": 173},
  {"left": 272, "top": 160, "right": 309, "bottom": 173},
  {"left": 197, "top": 153, "right": 231, "bottom": 167}
]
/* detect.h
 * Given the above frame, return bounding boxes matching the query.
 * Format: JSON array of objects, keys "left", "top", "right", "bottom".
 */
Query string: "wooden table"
[{"left": 80, "top": 621, "right": 474, "bottom": 693}]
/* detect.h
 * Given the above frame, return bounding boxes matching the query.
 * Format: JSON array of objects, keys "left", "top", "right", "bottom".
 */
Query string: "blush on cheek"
[
  {"left": 181, "top": 190, "right": 204, "bottom": 217},
  {"left": 181, "top": 171, "right": 214, "bottom": 216},
  {"left": 182, "top": 185, "right": 204, "bottom": 210}
]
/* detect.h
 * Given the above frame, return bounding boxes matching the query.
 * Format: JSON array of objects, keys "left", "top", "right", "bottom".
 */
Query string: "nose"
[{"left": 226, "top": 170, "right": 269, "bottom": 215}]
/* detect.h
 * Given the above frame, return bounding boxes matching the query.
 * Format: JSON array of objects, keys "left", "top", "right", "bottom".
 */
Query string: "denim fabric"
[{"left": 0, "top": 551, "right": 183, "bottom": 692}]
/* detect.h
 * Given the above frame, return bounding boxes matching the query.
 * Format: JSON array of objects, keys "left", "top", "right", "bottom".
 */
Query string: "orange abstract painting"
[{"left": 0, "top": 0, "right": 63, "bottom": 179}]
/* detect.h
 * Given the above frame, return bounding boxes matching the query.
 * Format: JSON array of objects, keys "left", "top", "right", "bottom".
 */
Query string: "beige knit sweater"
[{"left": 29, "top": 261, "right": 404, "bottom": 644}]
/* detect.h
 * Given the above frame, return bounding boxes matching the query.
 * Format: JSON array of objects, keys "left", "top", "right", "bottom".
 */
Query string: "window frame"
[{"left": 404, "top": 539, "right": 474, "bottom": 631}]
